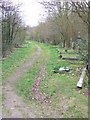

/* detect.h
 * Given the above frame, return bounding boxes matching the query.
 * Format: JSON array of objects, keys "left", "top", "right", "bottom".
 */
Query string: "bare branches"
[
  {"left": 1, "top": 0, "right": 26, "bottom": 57},
  {"left": 40, "top": 0, "right": 89, "bottom": 26},
  {"left": 71, "top": 1, "right": 88, "bottom": 25}
]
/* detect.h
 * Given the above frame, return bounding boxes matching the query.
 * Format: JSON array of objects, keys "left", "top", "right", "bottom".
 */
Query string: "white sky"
[
  {"left": 11, "top": 0, "right": 86, "bottom": 27},
  {"left": 11, "top": 0, "right": 46, "bottom": 27}
]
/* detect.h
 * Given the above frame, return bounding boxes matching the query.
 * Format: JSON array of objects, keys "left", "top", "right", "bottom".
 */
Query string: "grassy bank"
[
  {"left": 15, "top": 41, "right": 50, "bottom": 100},
  {"left": 2, "top": 41, "right": 38, "bottom": 81},
  {"left": 15, "top": 41, "right": 88, "bottom": 118},
  {"left": 40, "top": 45, "right": 88, "bottom": 118}
]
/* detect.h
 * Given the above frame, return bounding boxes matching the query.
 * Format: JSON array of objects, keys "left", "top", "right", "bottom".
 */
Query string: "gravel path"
[{"left": 2, "top": 47, "right": 41, "bottom": 118}]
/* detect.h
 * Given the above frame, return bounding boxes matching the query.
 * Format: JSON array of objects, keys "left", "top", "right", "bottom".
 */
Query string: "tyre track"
[{"left": 2, "top": 47, "right": 41, "bottom": 118}]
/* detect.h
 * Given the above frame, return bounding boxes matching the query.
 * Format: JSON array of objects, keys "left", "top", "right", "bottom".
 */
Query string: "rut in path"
[
  {"left": 2, "top": 47, "right": 41, "bottom": 118},
  {"left": 31, "top": 65, "right": 51, "bottom": 104},
  {"left": 31, "top": 65, "right": 63, "bottom": 118}
]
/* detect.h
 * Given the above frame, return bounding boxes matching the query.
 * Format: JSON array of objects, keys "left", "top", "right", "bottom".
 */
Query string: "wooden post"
[{"left": 77, "top": 67, "right": 87, "bottom": 88}]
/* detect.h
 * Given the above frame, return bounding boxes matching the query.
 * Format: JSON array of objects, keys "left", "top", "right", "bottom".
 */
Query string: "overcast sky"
[{"left": 11, "top": 0, "right": 46, "bottom": 27}]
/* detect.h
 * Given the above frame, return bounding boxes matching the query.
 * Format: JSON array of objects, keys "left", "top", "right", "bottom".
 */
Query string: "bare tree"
[
  {"left": 39, "top": 0, "right": 89, "bottom": 81},
  {"left": 40, "top": 0, "right": 87, "bottom": 48},
  {"left": 1, "top": 0, "right": 26, "bottom": 57}
]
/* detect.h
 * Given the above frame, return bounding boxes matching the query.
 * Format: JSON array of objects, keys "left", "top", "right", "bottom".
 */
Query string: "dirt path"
[
  {"left": 2, "top": 46, "right": 62, "bottom": 118},
  {"left": 2, "top": 47, "right": 41, "bottom": 118},
  {"left": 31, "top": 65, "right": 51, "bottom": 103},
  {"left": 30, "top": 64, "right": 62, "bottom": 118}
]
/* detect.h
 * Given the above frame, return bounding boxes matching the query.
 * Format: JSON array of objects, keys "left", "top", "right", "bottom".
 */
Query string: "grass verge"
[
  {"left": 2, "top": 41, "right": 38, "bottom": 81},
  {"left": 15, "top": 42, "right": 50, "bottom": 100},
  {"left": 4, "top": 41, "right": 88, "bottom": 118}
]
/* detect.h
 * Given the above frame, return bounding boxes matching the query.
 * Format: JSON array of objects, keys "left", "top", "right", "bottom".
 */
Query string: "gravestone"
[{"left": 75, "top": 32, "right": 82, "bottom": 53}]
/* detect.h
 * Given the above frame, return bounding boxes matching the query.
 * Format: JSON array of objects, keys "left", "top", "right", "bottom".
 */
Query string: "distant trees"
[
  {"left": 30, "top": 0, "right": 87, "bottom": 49},
  {"left": 1, "top": 0, "right": 27, "bottom": 57},
  {"left": 35, "top": 0, "right": 90, "bottom": 79},
  {"left": 42, "top": 0, "right": 88, "bottom": 46},
  {"left": 30, "top": 19, "right": 61, "bottom": 45},
  {"left": 29, "top": 0, "right": 89, "bottom": 80}
]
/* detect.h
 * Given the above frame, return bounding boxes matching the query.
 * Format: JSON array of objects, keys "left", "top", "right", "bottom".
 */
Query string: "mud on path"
[{"left": 2, "top": 47, "right": 41, "bottom": 118}]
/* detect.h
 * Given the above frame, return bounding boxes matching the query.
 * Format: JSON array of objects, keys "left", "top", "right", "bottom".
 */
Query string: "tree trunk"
[
  {"left": 63, "top": 39, "right": 65, "bottom": 48},
  {"left": 88, "top": 2, "right": 90, "bottom": 84}
]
